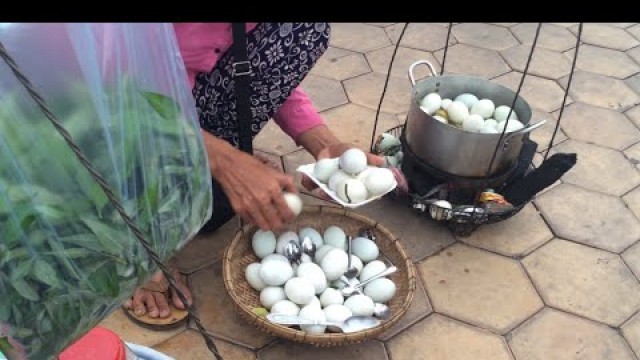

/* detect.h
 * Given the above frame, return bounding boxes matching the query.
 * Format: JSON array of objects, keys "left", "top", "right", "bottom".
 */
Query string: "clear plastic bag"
[{"left": 0, "top": 23, "right": 212, "bottom": 359}]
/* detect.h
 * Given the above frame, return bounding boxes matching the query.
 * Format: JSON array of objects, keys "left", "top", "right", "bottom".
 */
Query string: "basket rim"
[{"left": 222, "top": 205, "right": 417, "bottom": 345}]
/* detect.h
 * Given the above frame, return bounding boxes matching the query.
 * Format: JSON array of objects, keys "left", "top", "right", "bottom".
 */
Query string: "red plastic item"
[{"left": 59, "top": 327, "right": 126, "bottom": 360}]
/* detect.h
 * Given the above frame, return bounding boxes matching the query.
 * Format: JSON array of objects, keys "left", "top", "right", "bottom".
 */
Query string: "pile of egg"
[
  {"left": 314, "top": 148, "right": 396, "bottom": 204},
  {"left": 420, "top": 92, "right": 525, "bottom": 134},
  {"left": 246, "top": 225, "right": 396, "bottom": 334}
]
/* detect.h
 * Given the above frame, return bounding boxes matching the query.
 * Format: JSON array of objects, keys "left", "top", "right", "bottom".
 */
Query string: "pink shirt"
[{"left": 173, "top": 23, "right": 325, "bottom": 140}]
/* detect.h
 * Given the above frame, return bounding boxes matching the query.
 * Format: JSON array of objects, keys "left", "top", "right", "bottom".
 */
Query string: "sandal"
[{"left": 122, "top": 274, "right": 190, "bottom": 331}]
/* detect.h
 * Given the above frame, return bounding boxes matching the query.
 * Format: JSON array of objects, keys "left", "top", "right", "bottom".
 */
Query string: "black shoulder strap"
[{"left": 231, "top": 23, "right": 253, "bottom": 154}]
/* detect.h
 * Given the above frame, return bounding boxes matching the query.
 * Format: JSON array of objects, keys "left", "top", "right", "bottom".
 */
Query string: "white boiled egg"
[
  {"left": 320, "top": 248, "right": 349, "bottom": 281},
  {"left": 360, "top": 260, "right": 387, "bottom": 282},
  {"left": 343, "top": 294, "right": 375, "bottom": 317},
  {"left": 259, "top": 260, "right": 293, "bottom": 286},
  {"left": 245, "top": 263, "right": 267, "bottom": 291},
  {"left": 314, "top": 245, "right": 336, "bottom": 263},
  {"left": 455, "top": 93, "right": 479, "bottom": 109},
  {"left": 284, "top": 277, "right": 316, "bottom": 305},
  {"left": 364, "top": 168, "right": 395, "bottom": 196},
  {"left": 493, "top": 105, "right": 519, "bottom": 122},
  {"left": 327, "top": 170, "right": 352, "bottom": 192},
  {"left": 419, "top": 92, "right": 442, "bottom": 115},
  {"left": 339, "top": 148, "right": 368, "bottom": 175},
  {"left": 260, "top": 286, "right": 286, "bottom": 309},
  {"left": 251, "top": 230, "right": 277, "bottom": 259},
  {"left": 313, "top": 158, "right": 339, "bottom": 183},
  {"left": 270, "top": 300, "right": 300, "bottom": 317},
  {"left": 336, "top": 178, "right": 369, "bottom": 204},
  {"left": 319, "top": 288, "right": 344, "bottom": 307},
  {"left": 471, "top": 99, "right": 496, "bottom": 119},
  {"left": 323, "top": 226, "right": 347, "bottom": 250},
  {"left": 299, "top": 305, "right": 326, "bottom": 334},
  {"left": 447, "top": 101, "right": 469, "bottom": 125},
  {"left": 261, "top": 254, "right": 289, "bottom": 264},
  {"left": 441, "top": 98, "right": 453, "bottom": 110},
  {"left": 462, "top": 114, "right": 485, "bottom": 133},
  {"left": 351, "top": 237, "right": 380, "bottom": 263},
  {"left": 283, "top": 192, "right": 303, "bottom": 216},
  {"left": 496, "top": 119, "right": 525, "bottom": 133},
  {"left": 363, "top": 278, "right": 396, "bottom": 303}
]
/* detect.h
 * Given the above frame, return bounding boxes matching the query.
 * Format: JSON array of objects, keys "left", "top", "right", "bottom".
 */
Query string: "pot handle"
[
  {"left": 501, "top": 120, "right": 547, "bottom": 149},
  {"left": 408, "top": 60, "right": 438, "bottom": 86}
]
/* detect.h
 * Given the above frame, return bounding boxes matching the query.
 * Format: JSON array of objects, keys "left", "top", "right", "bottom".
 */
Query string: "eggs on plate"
[
  {"left": 310, "top": 148, "right": 397, "bottom": 205},
  {"left": 420, "top": 92, "right": 525, "bottom": 134},
  {"left": 246, "top": 225, "right": 397, "bottom": 334}
]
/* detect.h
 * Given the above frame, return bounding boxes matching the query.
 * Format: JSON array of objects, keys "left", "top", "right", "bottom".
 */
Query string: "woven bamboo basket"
[{"left": 222, "top": 205, "right": 417, "bottom": 346}]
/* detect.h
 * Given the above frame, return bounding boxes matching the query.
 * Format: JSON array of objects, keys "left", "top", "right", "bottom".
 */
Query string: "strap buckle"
[{"left": 232, "top": 61, "right": 252, "bottom": 77}]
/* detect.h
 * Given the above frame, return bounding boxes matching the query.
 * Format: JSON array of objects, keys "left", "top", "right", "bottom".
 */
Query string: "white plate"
[{"left": 296, "top": 163, "right": 397, "bottom": 208}]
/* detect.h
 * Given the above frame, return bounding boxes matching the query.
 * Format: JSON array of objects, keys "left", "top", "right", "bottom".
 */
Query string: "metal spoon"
[
  {"left": 300, "top": 236, "right": 317, "bottom": 259},
  {"left": 344, "top": 235, "right": 358, "bottom": 279},
  {"left": 266, "top": 314, "right": 381, "bottom": 333},
  {"left": 284, "top": 240, "right": 302, "bottom": 264},
  {"left": 341, "top": 266, "right": 398, "bottom": 297},
  {"left": 373, "top": 303, "right": 391, "bottom": 320}
]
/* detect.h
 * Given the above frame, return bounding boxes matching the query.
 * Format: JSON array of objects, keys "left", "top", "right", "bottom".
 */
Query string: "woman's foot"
[{"left": 123, "top": 268, "right": 192, "bottom": 319}]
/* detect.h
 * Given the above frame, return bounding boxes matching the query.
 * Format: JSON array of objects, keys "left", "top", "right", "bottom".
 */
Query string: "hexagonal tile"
[
  {"left": 622, "top": 241, "right": 640, "bottom": 279},
  {"left": 98, "top": 310, "right": 187, "bottom": 347},
  {"left": 386, "top": 314, "right": 513, "bottom": 360},
  {"left": 628, "top": 24, "right": 640, "bottom": 41},
  {"left": 452, "top": 23, "right": 519, "bottom": 51},
  {"left": 626, "top": 73, "right": 640, "bottom": 95},
  {"left": 536, "top": 184, "right": 640, "bottom": 252},
  {"left": 189, "top": 263, "right": 275, "bottom": 349},
  {"left": 258, "top": 340, "right": 388, "bottom": 360},
  {"left": 420, "top": 244, "right": 543, "bottom": 333},
  {"left": 627, "top": 46, "right": 640, "bottom": 66},
  {"left": 343, "top": 72, "right": 413, "bottom": 114},
  {"left": 432, "top": 44, "right": 510, "bottom": 79},
  {"left": 564, "top": 45, "right": 640, "bottom": 79},
  {"left": 560, "top": 102, "right": 640, "bottom": 150},
  {"left": 624, "top": 143, "right": 640, "bottom": 172},
  {"left": 254, "top": 121, "right": 299, "bottom": 156},
  {"left": 571, "top": 23, "right": 640, "bottom": 51},
  {"left": 366, "top": 46, "right": 441, "bottom": 80},
  {"left": 597, "top": 23, "right": 636, "bottom": 29},
  {"left": 357, "top": 196, "right": 456, "bottom": 262},
  {"left": 548, "top": 140, "right": 640, "bottom": 196},
  {"left": 174, "top": 217, "right": 240, "bottom": 274},
  {"left": 154, "top": 330, "right": 256, "bottom": 360},
  {"left": 301, "top": 74, "right": 348, "bottom": 112},
  {"left": 511, "top": 23, "right": 577, "bottom": 52},
  {"left": 510, "top": 308, "right": 637, "bottom": 360},
  {"left": 310, "top": 47, "right": 371, "bottom": 81},
  {"left": 329, "top": 23, "right": 391, "bottom": 52},
  {"left": 626, "top": 106, "right": 640, "bottom": 128},
  {"left": 377, "top": 275, "right": 433, "bottom": 341},
  {"left": 551, "top": 23, "right": 579, "bottom": 28},
  {"left": 386, "top": 23, "right": 457, "bottom": 52},
  {"left": 559, "top": 71, "right": 640, "bottom": 111},
  {"left": 622, "top": 311, "right": 640, "bottom": 357},
  {"left": 321, "top": 103, "right": 400, "bottom": 149},
  {"left": 458, "top": 204, "right": 553, "bottom": 257},
  {"left": 501, "top": 44, "right": 572, "bottom": 79},
  {"left": 531, "top": 109, "right": 568, "bottom": 152},
  {"left": 492, "top": 72, "right": 571, "bottom": 112},
  {"left": 523, "top": 239, "right": 640, "bottom": 326},
  {"left": 365, "top": 23, "right": 396, "bottom": 28}
]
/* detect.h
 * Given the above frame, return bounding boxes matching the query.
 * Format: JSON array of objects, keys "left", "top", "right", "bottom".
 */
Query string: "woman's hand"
[{"left": 202, "top": 131, "right": 297, "bottom": 231}]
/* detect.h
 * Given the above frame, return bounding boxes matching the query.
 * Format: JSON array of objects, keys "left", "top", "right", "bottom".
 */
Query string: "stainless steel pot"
[{"left": 404, "top": 60, "right": 545, "bottom": 178}]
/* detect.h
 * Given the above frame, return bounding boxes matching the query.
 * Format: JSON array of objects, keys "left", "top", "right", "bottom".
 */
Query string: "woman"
[{"left": 123, "top": 22, "right": 383, "bottom": 328}]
